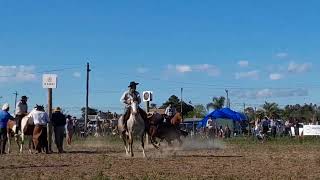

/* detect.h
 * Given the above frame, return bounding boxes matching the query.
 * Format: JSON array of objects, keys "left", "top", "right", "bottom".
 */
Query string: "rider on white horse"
[
  {"left": 15, "top": 95, "right": 28, "bottom": 136},
  {"left": 120, "top": 81, "right": 148, "bottom": 131}
]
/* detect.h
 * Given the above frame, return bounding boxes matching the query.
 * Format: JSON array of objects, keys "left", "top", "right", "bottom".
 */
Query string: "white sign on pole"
[
  {"left": 43, "top": 74, "right": 57, "bottom": 88},
  {"left": 143, "top": 91, "right": 153, "bottom": 102},
  {"left": 303, "top": 125, "right": 320, "bottom": 136}
]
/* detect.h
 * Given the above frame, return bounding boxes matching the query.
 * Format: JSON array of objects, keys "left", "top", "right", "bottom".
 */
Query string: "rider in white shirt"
[{"left": 120, "top": 81, "right": 147, "bottom": 129}]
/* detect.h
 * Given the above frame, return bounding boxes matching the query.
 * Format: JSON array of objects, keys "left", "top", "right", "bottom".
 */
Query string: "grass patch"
[{"left": 93, "top": 171, "right": 111, "bottom": 180}]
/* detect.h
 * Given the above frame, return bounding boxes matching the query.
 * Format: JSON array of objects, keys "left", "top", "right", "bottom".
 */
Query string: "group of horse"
[{"left": 118, "top": 98, "right": 188, "bottom": 157}]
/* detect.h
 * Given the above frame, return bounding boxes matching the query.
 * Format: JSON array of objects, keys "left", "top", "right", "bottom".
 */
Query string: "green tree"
[
  {"left": 207, "top": 96, "right": 226, "bottom": 111},
  {"left": 256, "top": 109, "right": 265, "bottom": 120},
  {"left": 81, "top": 107, "right": 98, "bottom": 118},
  {"left": 244, "top": 107, "right": 255, "bottom": 122},
  {"left": 150, "top": 103, "right": 157, "bottom": 109},
  {"left": 161, "top": 95, "right": 194, "bottom": 117},
  {"left": 263, "top": 102, "right": 281, "bottom": 119},
  {"left": 186, "top": 104, "right": 207, "bottom": 118}
]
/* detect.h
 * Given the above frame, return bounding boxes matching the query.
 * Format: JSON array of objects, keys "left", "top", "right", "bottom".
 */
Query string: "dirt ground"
[{"left": 1, "top": 137, "right": 320, "bottom": 180}]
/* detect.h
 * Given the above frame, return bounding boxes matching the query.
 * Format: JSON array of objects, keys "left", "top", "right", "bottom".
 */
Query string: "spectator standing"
[
  {"left": 66, "top": 115, "right": 74, "bottom": 145},
  {"left": 270, "top": 119, "right": 277, "bottom": 138},
  {"left": 30, "top": 105, "right": 50, "bottom": 154},
  {"left": 51, "top": 107, "right": 66, "bottom": 153},
  {"left": 0, "top": 103, "right": 14, "bottom": 154}
]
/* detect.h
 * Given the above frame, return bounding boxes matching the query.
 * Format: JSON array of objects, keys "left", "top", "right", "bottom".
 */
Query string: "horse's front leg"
[
  {"left": 129, "top": 132, "right": 134, "bottom": 157},
  {"left": 177, "top": 137, "right": 183, "bottom": 147},
  {"left": 141, "top": 133, "right": 146, "bottom": 158},
  {"left": 150, "top": 136, "right": 160, "bottom": 149},
  {"left": 121, "top": 132, "right": 129, "bottom": 156},
  {"left": 149, "top": 127, "right": 160, "bottom": 149},
  {"left": 7, "top": 133, "right": 11, "bottom": 154},
  {"left": 28, "top": 136, "right": 33, "bottom": 154},
  {"left": 20, "top": 133, "right": 24, "bottom": 153}
]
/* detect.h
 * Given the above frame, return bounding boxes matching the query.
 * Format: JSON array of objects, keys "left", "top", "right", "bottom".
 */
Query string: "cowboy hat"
[
  {"left": 21, "top": 96, "right": 28, "bottom": 100},
  {"left": 54, "top": 107, "right": 61, "bottom": 112},
  {"left": 2, "top": 103, "right": 9, "bottom": 111},
  {"left": 128, "top": 81, "right": 139, "bottom": 87}
]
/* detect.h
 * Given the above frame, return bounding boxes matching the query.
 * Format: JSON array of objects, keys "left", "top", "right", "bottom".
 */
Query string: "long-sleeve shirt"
[
  {"left": 15, "top": 101, "right": 28, "bottom": 115},
  {"left": 28, "top": 110, "right": 49, "bottom": 126},
  {"left": 51, "top": 112, "right": 66, "bottom": 127},
  {"left": 0, "top": 110, "right": 14, "bottom": 128},
  {"left": 120, "top": 90, "right": 141, "bottom": 107}
]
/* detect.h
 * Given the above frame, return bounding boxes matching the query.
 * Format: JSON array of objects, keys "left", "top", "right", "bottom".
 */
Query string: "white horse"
[
  {"left": 7, "top": 112, "right": 34, "bottom": 153},
  {"left": 118, "top": 98, "right": 146, "bottom": 157}
]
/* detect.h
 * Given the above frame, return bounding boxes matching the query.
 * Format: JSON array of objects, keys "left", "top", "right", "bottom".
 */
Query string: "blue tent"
[{"left": 197, "top": 108, "right": 247, "bottom": 128}]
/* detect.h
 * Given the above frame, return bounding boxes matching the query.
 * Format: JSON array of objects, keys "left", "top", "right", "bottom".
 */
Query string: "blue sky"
[{"left": 1, "top": 0, "right": 320, "bottom": 116}]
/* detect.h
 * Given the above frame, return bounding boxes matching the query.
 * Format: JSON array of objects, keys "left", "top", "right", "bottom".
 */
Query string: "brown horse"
[
  {"left": 170, "top": 113, "right": 183, "bottom": 126},
  {"left": 147, "top": 112, "right": 188, "bottom": 149}
]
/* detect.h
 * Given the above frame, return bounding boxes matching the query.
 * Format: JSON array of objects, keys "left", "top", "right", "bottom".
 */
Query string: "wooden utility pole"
[
  {"left": 180, "top": 88, "right": 183, "bottom": 119},
  {"left": 225, "top": 89, "right": 230, "bottom": 108},
  {"left": 48, "top": 88, "right": 53, "bottom": 152},
  {"left": 13, "top": 91, "right": 18, "bottom": 112},
  {"left": 43, "top": 74, "right": 57, "bottom": 153},
  {"left": 85, "top": 62, "right": 91, "bottom": 130},
  {"left": 145, "top": 101, "right": 150, "bottom": 113},
  {"left": 145, "top": 101, "right": 150, "bottom": 145}
]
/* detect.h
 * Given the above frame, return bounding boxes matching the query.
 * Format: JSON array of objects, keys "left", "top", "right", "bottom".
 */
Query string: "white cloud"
[
  {"left": 276, "top": 52, "right": 288, "bottom": 58},
  {"left": 0, "top": 65, "right": 36, "bottom": 82},
  {"left": 73, "top": 72, "right": 81, "bottom": 78},
  {"left": 176, "top": 65, "right": 192, "bottom": 73},
  {"left": 269, "top": 73, "right": 283, "bottom": 80},
  {"left": 238, "top": 60, "right": 249, "bottom": 67},
  {"left": 136, "top": 67, "right": 149, "bottom": 74},
  {"left": 235, "top": 70, "right": 259, "bottom": 80},
  {"left": 166, "top": 64, "right": 220, "bottom": 76},
  {"left": 256, "top": 89, "right": 273, "bottom": 98},
  {"left": 231, "top": 88, "right": 308, "bottom": 99},
  {"left": 193, "top": 64, "right": 220, "bottom": 76},
  {"left": 288, "top": 61, "right": 312, "bottom": 73}
]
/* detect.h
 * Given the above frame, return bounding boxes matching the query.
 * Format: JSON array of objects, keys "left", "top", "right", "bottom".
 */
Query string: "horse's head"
[
  {"left": 130, "top": 100, "right": 139, "bottom": 115},
  {"left": 130, "top": 93, "right": 140, "bottom": 115},
  {"left": 35, "top": 104, "right": 45, "bottom": 112}
]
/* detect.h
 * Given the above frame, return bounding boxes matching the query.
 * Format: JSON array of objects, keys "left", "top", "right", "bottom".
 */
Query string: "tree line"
[{"left": 81, "top": 94, "right": 320, "bottom": 124}]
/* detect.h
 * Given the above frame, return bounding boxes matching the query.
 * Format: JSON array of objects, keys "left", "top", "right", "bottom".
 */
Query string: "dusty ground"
[{"left": 1, "top": 137, "right": 320, "bottom": 180}]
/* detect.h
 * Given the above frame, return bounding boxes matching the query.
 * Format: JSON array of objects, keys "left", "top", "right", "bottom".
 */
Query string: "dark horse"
[{"left": 146, "top": 113, "right": 188, "bottom": 149}]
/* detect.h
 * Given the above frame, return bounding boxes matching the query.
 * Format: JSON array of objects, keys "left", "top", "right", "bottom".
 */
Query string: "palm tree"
[
  {"left": 256, "top": 109, "right": 265, "bottom": 120},
  {"left": 245, "top": 107, "right": 255, "bottom": 122},
  {"left": 207, "top": 96, "right": 226, "bottom": 111},
  {"left": 263, "top": 102, "right": 280, "bottom": 119}
]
